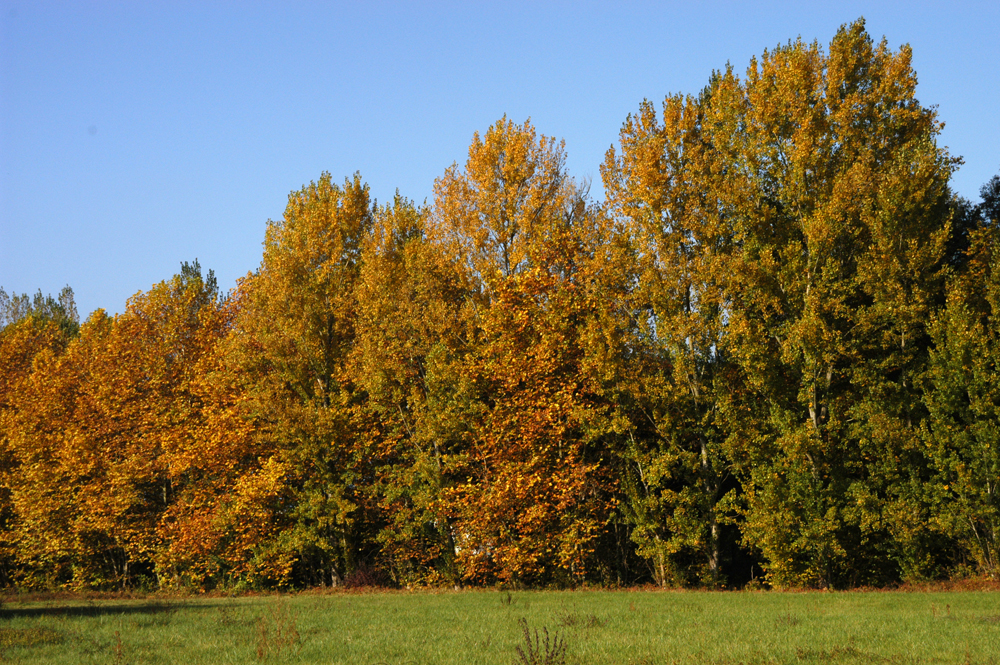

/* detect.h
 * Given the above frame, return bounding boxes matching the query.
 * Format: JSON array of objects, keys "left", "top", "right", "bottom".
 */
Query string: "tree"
[
  {"left": 217, "top": 172, "right": 375, "bottom": 587},
  {"left": 0, "top": 315, "right": 74, "bottom": 586},
  {"left": 0, "top": 285, "right": 79, "bottom": 337},
  {"left": 716, "top": 20, "right": 955, "bottom": 587},
  {"left": 433, "top": 116, "right": 570, "bottom": 282},
  {"left": 946, "top": 173, "right": 1000, "bottom": 268},
  {"left": 602, "top": 90, "right": 732, "bottom": 587},
  {"left": 604, "top": 19, "right": 957, "bottom": 587},
  {"left": 354, "top": 195, "right": 473, "bottom": 585},
  {"left": 922, "top": 202, "right": 1000, "bottom": 578},
  {"left": 431, "top": 118, "right": 612, "bottom": 585},
  {"left": 1, "top": 262, "right": 226, "bottom": 589},
  {"left": 979, "top": 175, "right": 1000, "bottom": 226}
]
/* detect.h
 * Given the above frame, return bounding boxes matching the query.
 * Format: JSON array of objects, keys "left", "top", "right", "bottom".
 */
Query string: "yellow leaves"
[
  {"left": 229, "top": 457, "right": 289, "bottom": 518},
  {"left": 433, "top": 116, "right": 577, "bottom": 282}
]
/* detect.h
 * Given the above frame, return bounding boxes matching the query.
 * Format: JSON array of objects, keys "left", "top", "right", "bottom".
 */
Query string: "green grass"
[{"left": 0, "top": 589, "right": 998, "bottom": 664}]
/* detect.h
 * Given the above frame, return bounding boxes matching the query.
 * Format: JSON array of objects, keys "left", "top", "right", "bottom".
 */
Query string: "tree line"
[{"left": 1, "top": 20, "right": 998, "bottom": 590}]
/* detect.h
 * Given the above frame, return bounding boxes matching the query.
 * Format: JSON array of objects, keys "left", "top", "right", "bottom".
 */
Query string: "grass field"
[{"left": 0, "top": 588, "right": 998, "bottom": 664}]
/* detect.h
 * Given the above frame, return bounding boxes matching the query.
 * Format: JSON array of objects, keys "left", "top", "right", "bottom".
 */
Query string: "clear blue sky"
[{"left": 2, "top": 1, "right": 997, "bottom": 319}]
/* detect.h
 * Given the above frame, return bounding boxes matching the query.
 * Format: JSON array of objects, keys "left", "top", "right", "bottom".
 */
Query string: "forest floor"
[{"left": 0, "top": 586, "right": 998, "bottom": 664}]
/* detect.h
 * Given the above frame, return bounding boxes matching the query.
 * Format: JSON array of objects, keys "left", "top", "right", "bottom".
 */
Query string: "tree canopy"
[{"left": 2, "top": 19, "right": 998, "bottom": 590}]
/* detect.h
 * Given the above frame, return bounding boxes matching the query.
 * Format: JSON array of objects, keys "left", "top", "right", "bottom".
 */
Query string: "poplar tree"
[
  {"left": 221, "top": 173, "right": 375, "bottom": 586},
  {"left": 604, "top": 19, "right": 956, "bottom": 587}
]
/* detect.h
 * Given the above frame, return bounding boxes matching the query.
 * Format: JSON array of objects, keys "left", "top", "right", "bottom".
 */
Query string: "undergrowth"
[
  {"left": 254, "top": 599, "right": 301, "bottom": 661},
  {"left": 514, "top": 618, "right": 567, "bottom": 665}
]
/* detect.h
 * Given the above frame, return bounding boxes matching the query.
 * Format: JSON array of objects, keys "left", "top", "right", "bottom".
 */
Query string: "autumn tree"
[
  {"left": 0, "top": 284, "right": 81, "bottom": 586},
  {"left": 354, "top": 195, "right": 475, "bottom": 585},
  {"left": 602, "top": 88, "right": 732, "bottom": 586},
  {"left": 921, "top": 176, "right": 1000, "bottom": 579},
  {"left": 431, "top": 117, "right": 613, "bottom": 585},
  {"left": 0, "top": 314, "right": 76, "bottom": 586},
  {"left": 217, "top": 172, "right": 375, "bottom": 587},
  {"left": 0, "top": 262, "right": 225, "bottom": 589},
  {"left": 604, "top": 19, "right": 957, "bottom": 587}
]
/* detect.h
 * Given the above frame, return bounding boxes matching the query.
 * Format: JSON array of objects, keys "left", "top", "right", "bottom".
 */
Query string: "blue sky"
[{"left": 2, "top": 1, "right": 997, "bottom": 318}]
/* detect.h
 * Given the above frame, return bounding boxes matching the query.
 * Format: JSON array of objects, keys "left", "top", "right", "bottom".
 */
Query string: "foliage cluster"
[{"left": 1, "top": 19, "right": 999, "bottom": 591}]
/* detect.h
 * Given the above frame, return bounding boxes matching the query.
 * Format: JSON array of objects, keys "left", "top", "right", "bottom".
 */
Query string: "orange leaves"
[
  {"left": 449, "top": 251, "right": 608, "bottom": 585},
  {"left": 0, "top": 266, "right": 230, "bottom": 589},
  {"left": 420, "top": 119, "right": 614, "bottom": 585}
]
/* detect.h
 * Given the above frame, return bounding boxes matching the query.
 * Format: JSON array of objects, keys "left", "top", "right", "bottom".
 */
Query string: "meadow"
[{"left": 0, "top": 588, "right": 998, "bottom": 664}]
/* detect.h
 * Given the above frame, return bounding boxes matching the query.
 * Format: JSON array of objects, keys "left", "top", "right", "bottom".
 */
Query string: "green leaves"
[
  {"left": 601, "top": 18, "right": 960, "bottom": 588},
  {"left": 923, "top": 227, "right": 1000, "bottom": 578}
]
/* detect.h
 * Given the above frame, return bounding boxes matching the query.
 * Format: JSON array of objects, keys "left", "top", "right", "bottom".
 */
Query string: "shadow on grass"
[{"left": 0, "top": 600, "right": 226, "bottom": 619}]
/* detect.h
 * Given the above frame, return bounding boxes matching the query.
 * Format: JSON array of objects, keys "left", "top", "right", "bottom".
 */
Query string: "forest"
[{"left": 1, "top": 20, "right": 998, "bottom": 592}]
